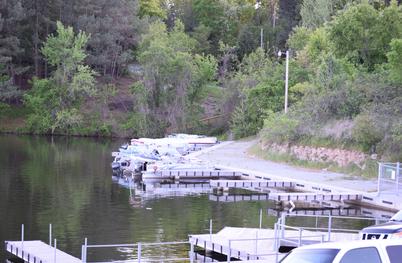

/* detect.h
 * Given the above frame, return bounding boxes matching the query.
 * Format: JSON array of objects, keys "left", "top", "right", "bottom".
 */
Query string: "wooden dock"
[{"left": 5, "top": 240, "right": 81, "bottom": 263}]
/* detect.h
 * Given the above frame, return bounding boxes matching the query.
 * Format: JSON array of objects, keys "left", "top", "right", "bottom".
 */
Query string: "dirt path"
[{"left": 197, "top": 140, "right": 378, "bottom": 192}]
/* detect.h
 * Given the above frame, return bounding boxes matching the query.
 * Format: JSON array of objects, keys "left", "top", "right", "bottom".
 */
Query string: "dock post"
[
  {"left": 259, "top": 209, "right": 262, "bottom": 229},
  {"left": 377, "top": 162, "right": 381, "bottom": 195},
  {"left": 83, "top": 238, "right": 88, "bottom": 263},
  {"left": 54, "top": 239, "right": 57, "bottom": 263},
  {"left": 49, "top": 224, "right": 52, "bottom": 246},
  {"left": 227, "top": 240, "right": 231, "bottom": 263},
  {"left": 209, "top": 219, "right": 212, "bottom": 240},
  {"left": 81, "top": 245, "right": 85, "bottom": 262},
  {"left": 190, "top": 243, "right": 194, "bottom": 263},
  {"left": 397, "top": 162, "right": 400, "bottom": 194},
  {"left": 21, "top": 224, "right": 24, "bottom": 250},
  {"left": 137, "top": 242, "right": 141, "bottom": 263},
  {"left": 327, "top": 215, "right": 332, "bottom": 241}
]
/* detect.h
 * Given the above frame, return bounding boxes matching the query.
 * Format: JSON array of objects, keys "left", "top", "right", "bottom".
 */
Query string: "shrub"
[
  {"left": 261, "top": 112, "right": 300, "bottom": 144},
  {"left": 352, "top": 113, "right": 382, "bottom": 152}
]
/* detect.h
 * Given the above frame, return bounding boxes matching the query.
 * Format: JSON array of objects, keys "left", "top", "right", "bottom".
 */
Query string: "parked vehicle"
[
  {"left": 279, "top": 239, "right": 402, "bottom": 263},
  {"left": 360, "top": 210, "right": 402, "bottom": 240}
]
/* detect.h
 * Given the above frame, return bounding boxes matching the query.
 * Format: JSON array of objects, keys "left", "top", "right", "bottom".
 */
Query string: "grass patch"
[{"left": 248, "top": 143, "right": 378, "bottom": 178}]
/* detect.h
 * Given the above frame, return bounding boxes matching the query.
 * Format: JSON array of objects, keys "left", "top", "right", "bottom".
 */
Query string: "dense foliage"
[{"left": 0, "top": 0, "right": 401, "bottom": 161}]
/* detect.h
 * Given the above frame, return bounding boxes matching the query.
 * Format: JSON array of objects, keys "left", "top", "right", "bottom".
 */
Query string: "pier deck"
[{"left": 5, "top": 240, "right": 81, "bottom": 263}]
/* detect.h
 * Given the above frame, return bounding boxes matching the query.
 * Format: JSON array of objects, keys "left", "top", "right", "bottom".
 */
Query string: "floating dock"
[
  {"left": 142, "top": 169, "right": 243, "bottom": 180},
  {"left": 210, "top": 179, "right": 294, "bottom": 190},
  {"left": 5, "top": 240, "right": 81, "bottom": 263},
  {"left": 209, "top": 192, "right": 361, "bottom": 203}
]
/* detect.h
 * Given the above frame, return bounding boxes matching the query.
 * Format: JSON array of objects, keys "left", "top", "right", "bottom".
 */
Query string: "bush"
[
  {"left": 352, "top": 113, "right": 382, "bottom": 152},
  {"left": 261, "top": 112, "right": 300, "bottom": 144}
]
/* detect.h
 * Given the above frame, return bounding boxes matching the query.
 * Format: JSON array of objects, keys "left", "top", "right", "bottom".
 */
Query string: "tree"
[
  {"left": 0, "top": 0, "right": 26, "bottom": 100},
  {"left": 135, "top": 20, "right": 218, "bottom": 135},
  {"left": 75, "top": 0, "right": 146, "bottom": 78},
  {"left": 139, "top": 0, "right": 166, "bottom": 18},
  {"left": 387, "top": 38, "right": 402, "bottom": 84},
  {"left": 24, "top": 22, "right": 96, "bottom": 134},
  {"left": 328, "top": 3, "right": 402, "bottom": 70},
  {"left": 300, "top": 0, "right": 334, "bottom": 29}
]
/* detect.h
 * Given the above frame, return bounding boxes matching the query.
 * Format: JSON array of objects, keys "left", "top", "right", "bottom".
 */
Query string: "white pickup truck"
[{"left": 279, "top": 239, "right": 402, "bottom": 263}]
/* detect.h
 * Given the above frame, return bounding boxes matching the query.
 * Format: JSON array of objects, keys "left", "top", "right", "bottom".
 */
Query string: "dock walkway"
[{"left": 5, "top": 240, "right": 81, "bottom": 263}]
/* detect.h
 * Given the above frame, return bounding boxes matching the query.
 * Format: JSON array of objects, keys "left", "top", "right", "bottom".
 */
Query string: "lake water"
[{"left": 0, "top": 135, "right": 374, "bottom": 262}]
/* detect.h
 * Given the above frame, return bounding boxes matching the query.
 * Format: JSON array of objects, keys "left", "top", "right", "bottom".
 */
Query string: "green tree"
[
  {"left": 328, "top": 2, "right": 402, "bottom": 70},
  {"left": 135, "top": 20, "right": 218, "bottom": 135},
  {"left": 387, "top": 38, "right": 402, "bottom": 83},
  {"left": 0, "top": 0, "right": 26, "bottom": 100},
  {"left": 75, "top": 0, "right": 146, "bottom": 78},
  {"left": 139, "top": 0, "right": 166, "bottom": 18},
  {"left": 24, "top": 22, "right": 96, "bottom": 134}
]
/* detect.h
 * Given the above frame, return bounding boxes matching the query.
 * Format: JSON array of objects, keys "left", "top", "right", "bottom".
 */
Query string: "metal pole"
[
  {"left": 83, "top": 238, "right": 87, "bottom": 263},
  {"left": 209, "top": 219, "right": 213, "bottom": 241},
  {"left": 259, "top": 209, "right": 262, "bottom": 229},
  {"left": 227, "top": 240, "right": 231, "bottom": 263},
  {"left": 137, "top": 242, "right": 141, "bottom": 263},
  {"left": 81, "top": 245, "right": 85, "bottom": 263},
  {"left": 397, "top": 162, "right": 400, "bottom": 194},
  {"left": 190, "top": 243, "right": 194, "bottom": 263},
  {"left": 285, "top": 50, "right": 289, "bottom": 114},
  {"left": 377, "top": 162, "right": 382, "bottom": 195},
  {"left": 260, "top": 28, "right": 264, "bottom": 49},
  {"left": 54, "top": 239, "right": 57, "bottom": 263},
  {"left": 49, "top": 224, "right": 52, "bottom": 246},
  {"left": 328, "top": 215, "right": 332, "bottom": 241},
  {"left": 21, "top": 224, "right": 24, "bottom": 250}
]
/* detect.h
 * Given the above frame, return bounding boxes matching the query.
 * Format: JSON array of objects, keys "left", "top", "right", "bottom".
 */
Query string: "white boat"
[{"left": 111, "top": 134, "right": 218, "bottom": 177}]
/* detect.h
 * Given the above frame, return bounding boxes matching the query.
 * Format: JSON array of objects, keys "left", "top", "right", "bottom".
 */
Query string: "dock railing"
[
  {"left": 276, "top": 213, "right": 386, "bottom": 245},
  {"left": 81, "top": 239, "right": 190, "bottom": 263},
  {"left": 377, "top": 162, "right": 401, "bottom": 194}
]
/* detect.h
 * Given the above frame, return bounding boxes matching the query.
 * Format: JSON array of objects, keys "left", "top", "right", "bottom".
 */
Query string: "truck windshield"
[
  {"left": 280, "top": 249, "right": 340, "bottom": 263},
  {"left": 390, "top": 211, "right": 402, "bottom": 222}
]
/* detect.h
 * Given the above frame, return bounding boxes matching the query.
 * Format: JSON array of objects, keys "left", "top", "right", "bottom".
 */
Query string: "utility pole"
[
  {"left": 260, "top": 28, "right": 264, "bottom": 49},
  {"left": 278, "top": 50, "right": 290, "bottom": 113},
  {"left": 285, "top": 50, "right": 289, "bottom": 113}
]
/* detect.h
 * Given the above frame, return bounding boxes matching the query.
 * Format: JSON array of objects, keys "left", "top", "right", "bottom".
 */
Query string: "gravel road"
[{"left": 197, "top": 140, "right": 378, "bottom": 192}]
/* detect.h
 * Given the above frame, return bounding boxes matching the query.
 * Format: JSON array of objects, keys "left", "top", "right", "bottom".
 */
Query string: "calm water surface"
[{"left": 0, "top": 135, "right": 285, "bottom": 262}]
